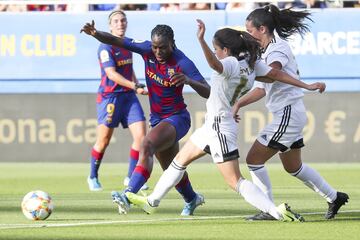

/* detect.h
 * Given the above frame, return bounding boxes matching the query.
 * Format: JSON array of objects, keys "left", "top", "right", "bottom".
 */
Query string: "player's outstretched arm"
[
  {"left": 196, "top": 19, "right": 223, "bottom": 74},
  {"left": 262, "top": 68, "right": 326, "bottom": 93},
  {"left": 81, "top": 20, "right": 124, "bottom": 47}
]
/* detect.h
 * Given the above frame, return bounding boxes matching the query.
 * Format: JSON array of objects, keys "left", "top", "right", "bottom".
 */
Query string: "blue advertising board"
[{"left": 0, "top": 9, "right": 359, "bottom": 92}]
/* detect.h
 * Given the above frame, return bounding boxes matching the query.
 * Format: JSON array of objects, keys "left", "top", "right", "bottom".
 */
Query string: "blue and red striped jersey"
[
  {"left": 122, "top": 37, "right": 204, "bottom": 118},
  {"left": 97, "top": 43, "right": 134, "bottom": 95}
]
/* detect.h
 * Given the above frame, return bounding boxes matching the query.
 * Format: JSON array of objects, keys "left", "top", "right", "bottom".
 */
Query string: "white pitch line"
[
  {"left": 0, "top": 215, "right": 247, "bottom": 230},
  {"left": 1, "top": 210, "right": 359, "bottom": 230}
]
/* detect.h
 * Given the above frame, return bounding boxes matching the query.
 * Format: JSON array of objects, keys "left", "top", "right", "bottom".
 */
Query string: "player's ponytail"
[
  {"left": 238, "top": 31, "right": 261, "bottom": 69},
  {"left": 246, "top": 4, "right": 312, "bottom": 39}
]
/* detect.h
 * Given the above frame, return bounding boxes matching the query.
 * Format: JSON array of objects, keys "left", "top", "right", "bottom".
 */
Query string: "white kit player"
[
  {"left": 124, "top": 19, "right": 326, "bottom": 221},
  {"left": 237, "top": 4, "right": 349, "bottom": 221}
]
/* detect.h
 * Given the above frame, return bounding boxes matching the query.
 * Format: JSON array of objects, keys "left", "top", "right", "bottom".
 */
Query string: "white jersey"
[
  {"left": 191, "top": 56, "right": 271, "bottom": 163},
  {"left": 253, "top": 36, "right": 304, "bottom": 112},
  {"left": 206, "top": 56, "right": 271, "bottom": 117}
]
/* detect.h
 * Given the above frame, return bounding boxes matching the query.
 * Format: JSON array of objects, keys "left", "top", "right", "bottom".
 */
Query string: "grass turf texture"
[{"left": 0, "top": 163, "right": 359, "bottom": 240}]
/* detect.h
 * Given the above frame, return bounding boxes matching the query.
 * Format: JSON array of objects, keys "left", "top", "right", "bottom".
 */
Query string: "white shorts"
[
  {"left": 190, "top": 114, "right": 239, "bottom": 163},
  {"left": 257, "top": 101, "right": 307, "bottom": 152}
]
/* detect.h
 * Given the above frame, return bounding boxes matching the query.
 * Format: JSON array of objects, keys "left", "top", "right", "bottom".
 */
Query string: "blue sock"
[
  {"left": 175, "top": 172, "right": 196, "bottom": 203},
  {"left": 90, "top": 148, "right": 104, "bottom": 179},
  {"left": 125, "top": 165, "right": 150, "bottom": 193},
  {"left": 127, "top": 148, "right": 139, "bottom": 178}
]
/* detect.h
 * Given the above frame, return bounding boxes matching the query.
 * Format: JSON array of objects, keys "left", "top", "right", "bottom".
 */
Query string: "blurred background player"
[
  {"left": 126, "top": 19, "right": 325, "bottom": 221},
  {"left": 81, "top": 21, "right": 210, "bottom": 215},
  {"left": 234, "top": 4, "right": 349, "bottom": 220},
  {"left": 87, "top": 10, "right": 148, "bottom": 191}
]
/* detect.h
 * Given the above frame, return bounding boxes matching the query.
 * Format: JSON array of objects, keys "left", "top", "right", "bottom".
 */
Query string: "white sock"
[
  {"left": 291, "top": 164, "right": 337, "bottom": 202},
  {"left": 147, "top": 159, "right": 186, "bottom": 207},
  {"left": 236, "top": 178, "right": 281, "bottom": 220},
  {"left": 248, "top": 164, "right": 273, "bottom": 202}
]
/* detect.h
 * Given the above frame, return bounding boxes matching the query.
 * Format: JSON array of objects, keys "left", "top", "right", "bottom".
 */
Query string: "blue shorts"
[
  {"left": 97, "top": 92, "right": 145, "bottom": 128},
  {"left": 149, "top": 109, "right": 191, "bottom": 142}
]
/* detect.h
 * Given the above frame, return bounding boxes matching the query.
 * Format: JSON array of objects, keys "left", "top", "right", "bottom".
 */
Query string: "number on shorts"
[{"left": 107, "top": 103, "right": 115, "bottom": 115}]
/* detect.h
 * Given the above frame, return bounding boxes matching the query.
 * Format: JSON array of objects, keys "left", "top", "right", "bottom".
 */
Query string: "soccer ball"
[{"left": 21, "top": 190, "right": 54, "bottom": 220}]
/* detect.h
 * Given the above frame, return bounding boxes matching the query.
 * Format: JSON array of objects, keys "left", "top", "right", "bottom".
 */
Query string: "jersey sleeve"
[
  {"left": 253, "top": 80, "right": 265, "bottom": 89},
  {"left": 220, "top": 57, "right": 237, "bottom": 79},
  {"left": 254, "top": 60, "right": 272, "bottom": 77},
  {"left": 122, "top": 37, "right": 152, "bottom": 56},
  {"left": 98, "top": 44, "right": 116, "bottom": 68},
  {"left": 179, "top": 56, "right": 204, "bottom": 81},
  {"left": 266, "top": 50, "right": 289, "bottom": 68},
  {"left": 253, "top": 60, "right": 272, "bottom": 89}
]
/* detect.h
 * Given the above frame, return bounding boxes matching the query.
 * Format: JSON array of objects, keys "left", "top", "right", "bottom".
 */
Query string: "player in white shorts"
[
  {"left": 234, "top": 4, "right": 349, "bottom": 221},
  {"left": 124, "top": 19, "right": 326, "bottom": 221},
  {"left": 257, "top": 100, "right": 307, "bottom": 152}
]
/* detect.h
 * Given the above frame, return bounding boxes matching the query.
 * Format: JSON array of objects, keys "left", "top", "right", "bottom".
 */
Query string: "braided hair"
[
  {"left": 213, "top": 28, "right": 261, "bottom": 69},
  {"left": 246, "top": 4, "right": 312, "bottom": 39},
  {"left": 151, "top": 24, "right": 176, "bottom": 48}
]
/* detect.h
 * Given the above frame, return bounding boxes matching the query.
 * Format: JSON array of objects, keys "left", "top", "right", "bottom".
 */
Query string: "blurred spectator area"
[{"left": 0, "top": 0, "right": 359, "bottom": 12}]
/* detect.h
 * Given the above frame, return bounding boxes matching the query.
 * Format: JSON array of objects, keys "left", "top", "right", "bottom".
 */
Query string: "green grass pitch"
[{"left": 0, "top": 162, "right": 359, "bottom": 240}]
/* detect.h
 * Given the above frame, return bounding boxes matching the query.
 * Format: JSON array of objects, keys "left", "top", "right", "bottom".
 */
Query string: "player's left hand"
[
  {"left": 307, "top": 82, "right": 326, "bottom": 93},
  {"left": 196, "top": 19, "right": 206, "bottom": 40},
  {"left": 169, "top": 73, "right": 189, "bottom": 87},
  {"left": 80, "top": 20, "right": 97, "bottom": 36},
  {"left": 233, "top": 113, "right": 241, "bottom": 123},
  {"left": 134, "top": 83, "right": 148, "bottom": 95}
]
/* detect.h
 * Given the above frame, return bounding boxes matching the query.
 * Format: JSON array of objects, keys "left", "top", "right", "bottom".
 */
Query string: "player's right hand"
[{"left": 80, "top": 20, "right": 97, "bottom": 36}]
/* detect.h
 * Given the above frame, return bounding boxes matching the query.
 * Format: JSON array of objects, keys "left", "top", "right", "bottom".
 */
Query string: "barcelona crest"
[{"left": 167, "top": 68, "right": 175, "bottom": 77}]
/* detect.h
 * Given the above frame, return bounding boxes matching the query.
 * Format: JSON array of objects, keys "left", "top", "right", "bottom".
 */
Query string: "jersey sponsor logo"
[
  {"left": 146, "top": 69, "right": 172, "bottom": 87},
  {"left": 116, "top": 58, "right": 133, "bottom": 66},
  {"left": 239, "top": 67, "right": 252, "bottom": 75},
  {"left": 100, "top": 50, "right": 110, "bottom": 63}
]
